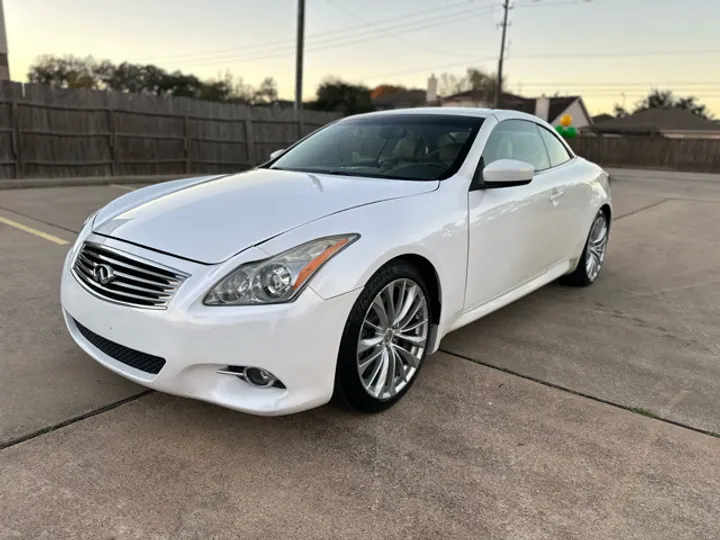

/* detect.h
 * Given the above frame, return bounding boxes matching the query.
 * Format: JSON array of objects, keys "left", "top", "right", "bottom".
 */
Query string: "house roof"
[
  {"left": 590, "top": 107, "right": 720, "bottom": 133},
  {"left": 372, "top": 89, "right": 427, "bottom": 107},
  {"left": 443, "top": 89, "right": 527, "bottom": 104},
  {"left": 546, "top": 97, "right": 577, "bottom": 122},
  {"left": 592, "top": 113, "right": 614, "bottom": 123},
  {"left": 441, "top": 91, "right": 584, "bottom": 123}
]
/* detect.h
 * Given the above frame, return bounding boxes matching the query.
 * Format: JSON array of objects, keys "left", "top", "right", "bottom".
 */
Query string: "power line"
[
  {"left": 322, "top": 0, "right": 484, "bottom": 59},
  {"left": 511, "top": 82, "right": 720, "bottom": 87},
  {"left": 178, "top": 6, "right": 500, "bottom": 67},
  {"left": 131, "top": 0, "right": 493, "bottom": 64},
  {"left": 126, "top": 0, "right": 599, "bottom": 68},
  {"left": 358, "top": 49, "right": 720, "bottom": 80}
]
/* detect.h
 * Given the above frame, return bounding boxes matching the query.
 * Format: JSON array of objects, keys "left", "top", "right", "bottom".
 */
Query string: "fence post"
[
  {"left": 183, "top": 116, "right": 190, "bottom": 173},
  {"left": 106, "top": 108, "right": 117, "bottom": 176},
  {"left": 244, "top": 118, "right": 255, "bottom": 166},
  {"left": 10, "top": 97, "right": 22, "bottom": 178}
]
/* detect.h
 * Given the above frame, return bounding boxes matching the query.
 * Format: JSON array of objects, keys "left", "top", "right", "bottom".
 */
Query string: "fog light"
[{"left": 244, "top": 367, "right": 277, "bottom": 388}]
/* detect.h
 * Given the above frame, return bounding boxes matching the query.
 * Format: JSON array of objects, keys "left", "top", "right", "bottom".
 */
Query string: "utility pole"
[
  {"left": 494, "top": 0, "right": 511, "bottom": 108},
  {"left": 294, "top": 0, "right": 305, "bottom": 110},
  {"left": 0, "top": 0, "right": 9, "bottom": 80}
]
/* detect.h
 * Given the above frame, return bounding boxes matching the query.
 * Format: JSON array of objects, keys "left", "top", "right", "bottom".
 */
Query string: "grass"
[{"left": 629, "top": 407, "right": 662, "bottom": 420}]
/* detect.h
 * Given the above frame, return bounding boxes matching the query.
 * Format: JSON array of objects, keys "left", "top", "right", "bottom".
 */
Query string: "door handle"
[{"left": 549, "top": 189, "right": 564, "bottom": 203}]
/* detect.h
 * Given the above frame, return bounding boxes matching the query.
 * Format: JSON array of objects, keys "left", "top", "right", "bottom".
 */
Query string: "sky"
[{"left": 4, "top": 0, "right": 719, "bottom": 116}]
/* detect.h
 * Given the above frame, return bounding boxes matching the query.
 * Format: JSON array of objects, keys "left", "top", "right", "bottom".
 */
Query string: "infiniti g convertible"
[{"left": 61, "top": 107, "right": 612, "bottom": 415}]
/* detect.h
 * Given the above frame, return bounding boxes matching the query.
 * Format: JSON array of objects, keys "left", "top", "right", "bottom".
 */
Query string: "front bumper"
[{"left": 60, "top": 234, "right": 360, "bottom": 416}]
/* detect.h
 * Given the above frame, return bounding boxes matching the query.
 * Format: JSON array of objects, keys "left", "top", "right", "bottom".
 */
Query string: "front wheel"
[
  {"left": 334, "top": 262, "right": 432, "bottom": 413},
  {"left": 561, "top": 209, "right": 610, "bottom": 287}
]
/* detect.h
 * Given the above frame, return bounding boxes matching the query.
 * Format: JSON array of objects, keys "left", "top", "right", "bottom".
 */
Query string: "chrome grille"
[{"left": 72, "top": 242, "right": 188, "bottom": 309}]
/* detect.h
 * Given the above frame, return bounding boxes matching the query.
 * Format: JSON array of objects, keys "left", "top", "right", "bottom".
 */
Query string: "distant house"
[
  {"left": 585, "top": 108, "right": 720, "bottom": 139},
  {"left": 372, "top": 89, "right": 431, "bottom": 110},
  {"left": 440, "top": 90, "right": 593, "bottom": 128}
]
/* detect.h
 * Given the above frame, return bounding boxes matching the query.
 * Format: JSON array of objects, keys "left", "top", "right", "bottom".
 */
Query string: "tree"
[
  {"left": 635, "top": 89, "right": 675, "bottom": 111},
  {"left": 27, "top": 55, "right": 277, "bottom": 104},
  {"left": 28, "top": 55, "right": 101, "bottom": 89},
  {"left": 437, "top": 67, "right": 500, "bottom": 98},
  {"left": 309, "top": 78, "right": 375, "bottom": 116},
  {"left": 611, "top": 88, "right": 714, "bottom": 120},
  {"left": 612, "top": 104, "right": 629, "bottom": 118}
]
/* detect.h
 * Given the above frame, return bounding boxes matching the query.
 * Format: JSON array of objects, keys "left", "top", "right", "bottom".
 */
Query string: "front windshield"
[{"left": 267, "top": 113, "right": 484, "bottom": 181}]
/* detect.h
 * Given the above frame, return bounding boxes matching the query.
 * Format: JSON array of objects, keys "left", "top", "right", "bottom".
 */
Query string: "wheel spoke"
[
  {"left": 395, "top": 332, "right": 426, "bottom": 346},
  {"left": 383, "top": 282, "right": 396, "bottom": 324},
  {"left": 358, "top": 346, "right": 384, "bottom": 372},
  {"left": 383, "top": 347, "right": 397, "bottom": 396},
  {"left": 586, "top": 252, "right": 598, "bottom": 278},
  {"left": 371, "top": 295, "right": 389, "bottom": 327},
  {"left": 391, "top": 346, "right": 408, "bottom": 383},
  {"left": 399, "top": 317, "right": 427, "bottom": 334},
  {"left": 396, "top": 296, "right": 424, "bottom": 331},
  {"left": 393, "top": 282, "right": 417, "bottom": 326},
  {"left": 393, "top": 342, "right": 420, "bottom": 368},
  {"left": 363, "top": 319, "right": 382, "bottom": 333},
  {"left": 370, "top": 348, "right": 390, "bottom": 397},
  {"left": 365, "top": 348, "right": 385, "bottom": 391},
  {"left": 357, "top": 334, "right": 383, "bottom": 354}
]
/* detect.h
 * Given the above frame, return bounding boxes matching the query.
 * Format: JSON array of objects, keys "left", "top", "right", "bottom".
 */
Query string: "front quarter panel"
[{"left": 257, "top": 183, "right": 468, "bottom": 333}]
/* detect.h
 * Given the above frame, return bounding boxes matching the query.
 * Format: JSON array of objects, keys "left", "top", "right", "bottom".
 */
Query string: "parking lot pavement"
[
  {"left": 0, "top": 185, "right": 132, "bottom": 233},
  {"left": 0, "top": 171, "right": 718, "bottom": 538},
  {"left": 442, "top": 194, "right": 720, "bottom": 433},
  {"left": 1, "top": 353, "right": 718, "bottom": 540},
  {"left": 0, "top": 209, "right": 143, "bottom": 446}
]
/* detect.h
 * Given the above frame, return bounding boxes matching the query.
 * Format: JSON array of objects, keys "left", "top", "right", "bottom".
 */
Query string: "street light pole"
[
  {"left": 294, "top": 0, "right": 305, "bottom": 111},
  {"left": 494, "top": 0, "right": 511, "bottom": 108}
]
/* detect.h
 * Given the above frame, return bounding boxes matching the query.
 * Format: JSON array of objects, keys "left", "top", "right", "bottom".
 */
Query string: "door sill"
[{"left": 449, "top": 260, "right": 572, "bottom": 332}]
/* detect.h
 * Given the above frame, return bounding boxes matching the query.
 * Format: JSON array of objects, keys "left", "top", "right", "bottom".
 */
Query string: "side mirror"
[
  {"left": 481, "top": 159, "right": 534, "bottom": 187},
  {"left": 269, "top": 149, "right": 285, "bottom": 161}
]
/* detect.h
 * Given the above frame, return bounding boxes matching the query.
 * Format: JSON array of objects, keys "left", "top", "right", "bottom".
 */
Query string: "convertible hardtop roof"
[
  {"left": 343, "top": 106, "right": 557, "bottom": 134},
  {"left": 350, "top": 106, "right": 536, "bottom": 121}
]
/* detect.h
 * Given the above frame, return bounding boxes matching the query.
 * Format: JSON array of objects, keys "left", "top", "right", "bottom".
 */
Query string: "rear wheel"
[
  {"left": 562, "top": 210, "right": 609, "bottom": 287},
  {"left": 334, "top": 262, "right": 431, "bottom": 413}
]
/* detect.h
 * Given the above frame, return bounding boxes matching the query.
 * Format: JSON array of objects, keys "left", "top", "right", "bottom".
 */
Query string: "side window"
[
  {"left": 481, "top": 120, "right": 550, "bottom": 172},
  {"left": 538, "top": 126, "right": 573, "bottom": 168}
]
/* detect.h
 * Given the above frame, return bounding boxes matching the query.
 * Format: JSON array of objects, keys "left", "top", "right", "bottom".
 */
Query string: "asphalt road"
[{"left": 0, "top": 170, "right": 718, "bottom": 539}]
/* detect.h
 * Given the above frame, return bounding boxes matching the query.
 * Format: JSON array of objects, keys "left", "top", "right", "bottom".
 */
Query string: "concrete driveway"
[{"left": 0, "top": 170, "right": 718, "bottom": 539}]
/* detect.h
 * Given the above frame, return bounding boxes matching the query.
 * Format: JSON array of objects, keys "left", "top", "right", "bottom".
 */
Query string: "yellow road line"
[{"left": 0, "top": 216, "right": 70, "bottom": 246}]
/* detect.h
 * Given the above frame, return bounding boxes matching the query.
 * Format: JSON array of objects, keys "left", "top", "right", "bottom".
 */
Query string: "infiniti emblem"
[{"left": 93, "top": 264, "right": 115, "bottom": 285}]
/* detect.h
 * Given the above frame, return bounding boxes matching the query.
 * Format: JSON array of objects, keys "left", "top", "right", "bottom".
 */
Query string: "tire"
[
  {"left": 561, "top": 209, "right": 610, "bottom": 287},
  {"left": 333, "top": 261, "right": 432, "bottom": 413}
]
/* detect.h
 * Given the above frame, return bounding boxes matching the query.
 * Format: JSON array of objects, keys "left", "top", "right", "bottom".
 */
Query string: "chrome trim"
[{"left": 71, "top": 241, "right": 189, "bottom": 310}]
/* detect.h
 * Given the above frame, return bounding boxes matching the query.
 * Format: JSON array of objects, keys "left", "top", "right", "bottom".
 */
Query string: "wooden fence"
[
  {"left": 569, "top": 136, "right": 720, "bottom": 173},
  {"left": 0, "top": 81, "right": 341, "bottom": 179}
]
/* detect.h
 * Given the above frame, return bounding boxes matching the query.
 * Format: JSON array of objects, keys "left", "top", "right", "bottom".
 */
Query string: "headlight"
[{"left": 203, "top": 234, "right": 359, "bottom": 306}]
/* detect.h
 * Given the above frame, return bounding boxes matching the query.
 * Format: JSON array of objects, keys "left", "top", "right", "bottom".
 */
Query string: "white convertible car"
[{"left": 61, "top": 108, "right": 612, "bottom": 416}]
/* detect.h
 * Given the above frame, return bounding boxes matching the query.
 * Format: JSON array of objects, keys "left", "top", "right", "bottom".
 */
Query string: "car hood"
[{"left": 93, "top": 168, "right": 438, "bottom": 264}]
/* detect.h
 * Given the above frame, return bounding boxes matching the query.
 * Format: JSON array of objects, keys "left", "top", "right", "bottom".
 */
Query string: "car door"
[
  {"left": 464, "top": 119, "right": 556, "bottom": 311},
  {"left": 536, "top": 124, "right": 586, "bottom": 263}
]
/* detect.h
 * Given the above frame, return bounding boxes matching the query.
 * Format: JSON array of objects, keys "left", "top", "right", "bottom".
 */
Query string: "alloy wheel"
[
  {"left": 356, "top": 278, "right": 429, "bottom": 400},
  {"left": 585, "top": 213, "right": 609, "bottom": 282}
]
